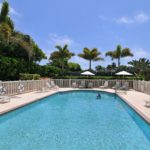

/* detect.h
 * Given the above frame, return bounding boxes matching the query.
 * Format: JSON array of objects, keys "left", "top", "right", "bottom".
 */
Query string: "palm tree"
[
  {"left": 106, "top": 45, "right": 133, "bottom": 67},
  {"left": 49, "top": 44, "right": 74, "bottom": 73},
  {"left": 78, "top": 48, "right": 104, "bottom": 70},
  {"left": 0, "top": 0, "right": 9, "bottom": 23},
  {"left": 128, "top": 58, "right": 150, "bottom": 80},
  {"left": 0, "top": 1, "right": 14, "bottom": 43}
]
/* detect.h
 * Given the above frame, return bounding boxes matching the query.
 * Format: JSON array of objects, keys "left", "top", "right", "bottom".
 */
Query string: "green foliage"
[
  {"left": 95, "top": 65, "right": 105, "bottom": 72},
  {"left": 0, "top": 1, "right": 46, "bottom": 62},
  {"left": 40, "top": 65, "right": 61, "bottom": 77},
  {"left": 128, "top": 58, "right": 150, "bottom": 80},
  {"left": 0, "top": 23, "right": 12, "bottom": 42},
  {"left": 53, "top": 76, "right": 137, "bottom": 80},
  {"left": 0, "top": 56, "right": 22, "bottom": 80},
  {"left": 78, "top": 48, "right": 103, "bottom": 70},
  {"left": 0, "top": 1, "right": 9, "bottom": 23},
  {"left": 68, "top": 62, "right": 81, "bottom": 72},
  {"left": 0, "top": 1, "right": 46, "bottom": 80},
  {"left": 49, "top": 44, "right": 74, "bottom": 73},
  {"left": 20, "top": 73, "right": 41, "bottom": 80},
  {"left": 0, "top": 1, "right": 14, "bottom": 31},
  {"left": 107, "top": 62, "right": 116, "bottom": 70},
  {"left": 106, "top": 45, "right": 133, "bottom": 66}
]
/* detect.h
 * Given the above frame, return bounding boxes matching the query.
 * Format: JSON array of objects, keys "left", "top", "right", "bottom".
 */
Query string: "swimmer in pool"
[{"left": 97, "top": 93, "right": 101, "bottom": 99}]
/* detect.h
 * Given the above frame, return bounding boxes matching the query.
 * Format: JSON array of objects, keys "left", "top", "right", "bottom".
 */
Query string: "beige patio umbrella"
[
  {"left": 115, "top": 71, "right": 133, "bottom": 78},
  {"left": 81, "top": 71, "right": 95, "bottom": 76}
]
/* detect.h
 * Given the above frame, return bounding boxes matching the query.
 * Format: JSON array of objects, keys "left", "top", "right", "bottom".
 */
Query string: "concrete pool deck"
[{"left": 0, "top": 88, "right": 150, "bottom": 124}]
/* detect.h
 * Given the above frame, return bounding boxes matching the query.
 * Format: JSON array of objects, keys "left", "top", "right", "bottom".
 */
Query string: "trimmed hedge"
[
  {"left": 20, "top": 73, "right": 41, "bottom": 80},
  {"left": 53, "top": 76, "right": 140, "bottom": 80}
]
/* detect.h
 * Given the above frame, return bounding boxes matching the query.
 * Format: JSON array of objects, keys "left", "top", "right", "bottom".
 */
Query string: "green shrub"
[
  {"left": 20, "top": 73, "right": 41, "bottom": 80},
  {"left": 53, "top": 76, "right": 138, "bottom": 80},
  {"left": 0, "top": 56, "right": 26, "bottom": 81}
]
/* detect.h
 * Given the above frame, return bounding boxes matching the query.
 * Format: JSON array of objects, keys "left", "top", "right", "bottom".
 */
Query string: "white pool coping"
[{"left": 0, "top": 88, "right": 150, "bottom": 124}]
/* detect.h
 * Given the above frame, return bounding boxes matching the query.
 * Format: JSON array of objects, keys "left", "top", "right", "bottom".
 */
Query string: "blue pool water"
[{"left": 0, "top": 90, "right": 150, "bottom": 150}]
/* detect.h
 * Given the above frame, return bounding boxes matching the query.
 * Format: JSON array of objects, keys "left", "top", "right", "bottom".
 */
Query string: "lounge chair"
[
  {"left": 37, "top": 82, "right": 53, "bottom": 92},
  {"left": 50, "top": 81, "right": 59, "bottom": 90},
  {"left": 145, "top": 99, "right": 150, "bottom": 107},
  {"left": 0, "top": 96, "right": 10, "bottom": 103},
  {"left": 72, "top": 82, "right": 77, "bottom": 88},
  {"left": 112, "top": 82, "right": 120, "bottom": 90},
  {"left": 118, "top": 82, "right": 129, "bottom": 91},
  {"left": 100, "top": 81, "right": 108, "bottom": 88},
  {"left": 45, "top": 81, "right": 58, "bottom": 91},
  {"left": 88, "top": 82, "right": 93, "bottom": 88},
  {"left": 0, "top": 86, "right": 6, "bottom": 95},
  {"left": 79, "top": 81, "right": 85, "bottom": 88},
  {"left": 46, "top": 82, "right": 53, "bottom": 90}
]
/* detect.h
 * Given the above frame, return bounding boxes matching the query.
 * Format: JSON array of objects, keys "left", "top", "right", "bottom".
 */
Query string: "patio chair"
[
  {"left": 118, "top": 82, "right": 129, "bottom": 91},
  {"left": 50, "top": 81, "right": 59, "bottom": 90},
  {"left": 145, "top": 99, "right": 150, "bottom": 107},
  {"left": 37, "top": 81, "right": 54, "bottom": 92},
  {"left": 72, "top": 82, "right": 77, "bottom": 88},
  {"left": 100, "top": 81, "right": 108, "bottom": 88},
  {"left": 0, "top": 86, "right": 6, "bottom": 95},
  {"left": 112, "top": 82, "right": 120, "bottom": 90},
  {"left": 46, "top": 82, "right": 53, "bottom": 90},
  {"left": 45, "top": 81, "right": 58, "bottom": 91},
  {"left": 88, "top": 82, "right": 93, "bottom": 88},
  {"left": 0, "top": 96, "right": 10, "bottom": 103},
  {"left": 79, "top": 81, "right": 85, "bottom": 88}
]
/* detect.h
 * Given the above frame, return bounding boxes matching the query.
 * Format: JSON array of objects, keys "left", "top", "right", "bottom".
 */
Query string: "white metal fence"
[
  {"left": 133, "top": 80, "right": 150, "bottom": 95},
  {"left": 54, "top": 79, "right": 133, "bottom": 89},
  {"left": 0, "top": 79, "right": 134, "bottom": 96},
  {"left": 0, "top": 80, "right": 50, "bottom": 96},
  {"left": 1, "top": 79, "right": 150, "bottom": 96}
]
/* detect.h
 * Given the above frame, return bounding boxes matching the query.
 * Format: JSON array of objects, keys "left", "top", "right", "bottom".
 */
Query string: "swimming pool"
[{"left": 0, "top": 90, "right": 150, "bottom": 150}]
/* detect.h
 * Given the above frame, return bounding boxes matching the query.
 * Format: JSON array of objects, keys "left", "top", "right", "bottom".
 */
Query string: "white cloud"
[
  {"left": 48, "top": 34, "right": 74, "bottom": 46},
  {"left": 116, "top": 13, "right": 150, "bottom": 24},
  {"left": 0, "top": 3, "right": 20, "bottom": 16},
  {"left": 9, "top": 7, "right": 20, "bottom": 16},
  {"left": 132, "top": 48, "right": 150, "bottom": 59}
]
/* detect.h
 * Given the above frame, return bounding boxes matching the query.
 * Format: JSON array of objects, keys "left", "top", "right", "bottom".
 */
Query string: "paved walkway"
[{"left": 0, "top": 88, "right": 150, "bottom": 124}]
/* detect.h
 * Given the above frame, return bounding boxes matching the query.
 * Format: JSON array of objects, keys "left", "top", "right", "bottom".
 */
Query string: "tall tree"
[
  {"left": 95, "top": 65, "right": 105, "bottom": 73},
  {"left": 68, "top": 62, "right": 81, "bottom": 72},
  {"left": 128, "top": 58, "right": 150, "bottom": 80},
  {"left": 78, "top": 48, "right": 103, "bottom": 70},
  {"left": 0, "top": 1, "right": 46, "bottom": 80},
  {"left": 0, "top": 0, "right": 9, "bottom": 23},
  {"left": 49, "top": 44, "right": 74, "bottom": 74},
  {"left": 0, "top": 0, "right": 14, "bottom": 30},
  {"left": 106, "top": 45, "right": 133, "bottom": 67}
]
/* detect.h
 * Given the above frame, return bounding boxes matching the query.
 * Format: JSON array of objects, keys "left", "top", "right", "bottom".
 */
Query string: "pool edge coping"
[{"left": 117, "top": 93, "right": 150, "bottom": 124}]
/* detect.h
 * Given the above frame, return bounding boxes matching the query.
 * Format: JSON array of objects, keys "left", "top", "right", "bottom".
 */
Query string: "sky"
[{"left": 1, "top": 0, "right": 150, "bottom": 69}]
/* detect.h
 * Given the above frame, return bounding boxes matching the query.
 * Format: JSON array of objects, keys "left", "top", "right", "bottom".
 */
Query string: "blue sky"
[{"left": 1, "top": 0, "right": 150, "bottom": 69}]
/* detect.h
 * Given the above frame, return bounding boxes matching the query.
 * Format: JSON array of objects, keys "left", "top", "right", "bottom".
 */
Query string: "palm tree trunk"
[
  {"left": 118, "top": 57, "right": 120, "bottom": 67},
  {"left": 89, "top": 60, "right": 92, "bottom": 70},
  {"left": 28, "top": 56, "right": 31, "bottom": 73},
  {"left": 62, "top": 62, "right": 64, "bottom": 75}
]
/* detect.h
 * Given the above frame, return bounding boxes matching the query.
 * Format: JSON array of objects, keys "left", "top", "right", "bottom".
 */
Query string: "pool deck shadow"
[{"left": 0, "top": 88, "right": 150, "bottom": 124}]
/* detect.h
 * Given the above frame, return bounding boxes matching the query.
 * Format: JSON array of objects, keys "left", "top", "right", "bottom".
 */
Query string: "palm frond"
[{"left": 121, "top": 48, "right": 133, "bottom": 57}]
